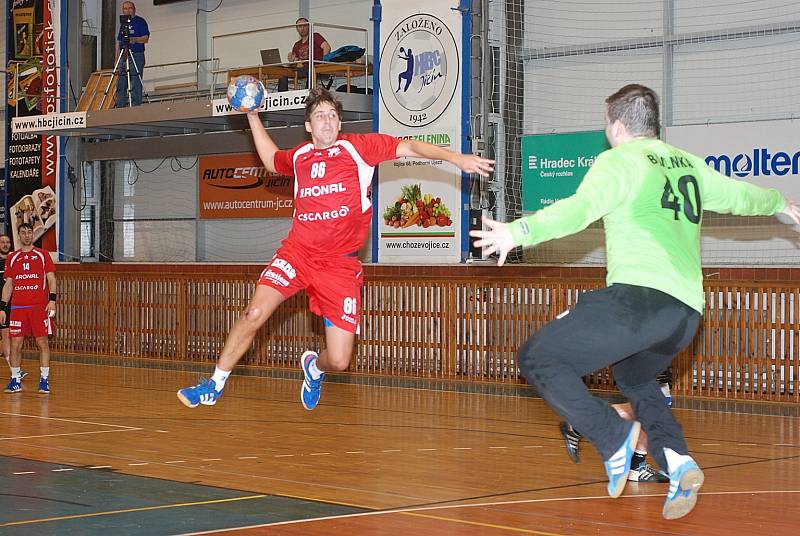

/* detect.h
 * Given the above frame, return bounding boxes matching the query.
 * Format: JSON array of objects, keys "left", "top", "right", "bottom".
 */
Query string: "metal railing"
[{"left": 209, "top": 21, "right": 370, "bottom": 99}]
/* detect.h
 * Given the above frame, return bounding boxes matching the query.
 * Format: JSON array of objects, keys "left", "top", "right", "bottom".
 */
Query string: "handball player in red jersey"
[
  {"left": 1, "top": 223, "right": 57, "bottom": 394},
  {"left": 179, "top": 88, "right": 494, "bottom": 410}
]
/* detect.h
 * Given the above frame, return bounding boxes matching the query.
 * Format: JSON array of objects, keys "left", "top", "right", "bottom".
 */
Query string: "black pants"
[{"left": 518, "top": 284, "right": 700, "bottom": 471}]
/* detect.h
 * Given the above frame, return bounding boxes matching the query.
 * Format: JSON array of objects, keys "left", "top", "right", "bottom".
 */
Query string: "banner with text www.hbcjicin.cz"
[
  {"left": 5, "top": 0, "right": 63, "bottom": 255},
  {"left": 376, "top": 1, "right": 464, "bottom": 263}
]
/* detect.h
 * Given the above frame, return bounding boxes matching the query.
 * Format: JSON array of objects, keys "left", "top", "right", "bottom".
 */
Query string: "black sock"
[{"left": 631, "top": 452, "right": 647, "bottom": 469}]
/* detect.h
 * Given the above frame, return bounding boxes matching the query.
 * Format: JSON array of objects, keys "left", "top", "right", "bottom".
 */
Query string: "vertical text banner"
[
  {"left": 521, "top": 131, "right": 610, "bottom": 212},
  {"left": 377, "top": 1, "right": 463, "bottom": 263},
  {"left": 5, "top": 0, "right": 62, "bottom": 254}
]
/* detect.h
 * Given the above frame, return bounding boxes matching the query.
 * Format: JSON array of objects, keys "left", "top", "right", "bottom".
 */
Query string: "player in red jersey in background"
[
  {"left": 1, "top": 223, "right": 57, "bottom": 394},
  {"left": 178, "top": 88, "right": 494, "bottom": 410}
]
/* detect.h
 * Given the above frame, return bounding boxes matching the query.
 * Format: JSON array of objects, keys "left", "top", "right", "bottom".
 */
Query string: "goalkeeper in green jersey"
[{"left": 471, "top": 84, "right": 800, "bottom": 520}]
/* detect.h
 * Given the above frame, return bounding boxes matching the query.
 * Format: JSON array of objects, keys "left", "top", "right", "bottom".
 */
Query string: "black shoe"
[
  {"left": 628, "top": 461, "right": 669, "bottom": 482},
  {"left": 559, "top": 421, "right": 583, "bottom": 464}
]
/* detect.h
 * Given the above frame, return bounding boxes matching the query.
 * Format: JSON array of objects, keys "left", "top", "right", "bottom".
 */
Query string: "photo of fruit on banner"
[{"left": 383, "top": 184, "right": 453, "bottom": 229}]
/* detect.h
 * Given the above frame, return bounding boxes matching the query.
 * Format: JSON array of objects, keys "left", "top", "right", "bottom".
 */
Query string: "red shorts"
[
  {"left": 10, "top": 305, "right": 54, "bottom": 338},
  {"left": 258, "top": 246, "right": 363, "bottom": 333}
]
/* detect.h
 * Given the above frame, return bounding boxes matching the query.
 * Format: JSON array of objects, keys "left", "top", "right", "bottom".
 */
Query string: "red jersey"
[
  {"left": 274, "top": 132, "right": 400, "bottom": 256},
  {"left": 5, "top": 247, "right": 55, "bottom": 306},
  {"left": 291, "top": 33, "right": 327, "bottom": 62}
]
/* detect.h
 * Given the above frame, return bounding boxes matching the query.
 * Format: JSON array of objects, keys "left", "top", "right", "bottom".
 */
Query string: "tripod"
[{"left": 101, "top": 37, "right": 148, "bottom": 108}]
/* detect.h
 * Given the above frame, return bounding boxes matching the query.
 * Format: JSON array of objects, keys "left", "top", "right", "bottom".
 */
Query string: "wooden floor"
[{"left": 1, "top": 359, "right": 799, "bottom": 535}]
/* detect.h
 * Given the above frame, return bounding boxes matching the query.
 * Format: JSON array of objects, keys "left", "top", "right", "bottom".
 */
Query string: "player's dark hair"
[
  {"left": 304, "top": 88, "right": 343, "bottom": 122},
  {"left": 605, "top": 84, "right": 660, "bottom": 138},
  {"left": 18, "top": 223, "right": 33, "bottom": 232}
]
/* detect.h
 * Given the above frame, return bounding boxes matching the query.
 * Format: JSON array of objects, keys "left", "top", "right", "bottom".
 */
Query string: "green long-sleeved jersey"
[{"left": 509, "top": 138, "right": 785, "bottom": 312}]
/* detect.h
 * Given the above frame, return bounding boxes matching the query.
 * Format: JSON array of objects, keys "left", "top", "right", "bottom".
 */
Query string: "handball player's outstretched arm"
[
  {"left": 395, "top": 139, "right": 495, "bottom": 177},
  {"left": 247, "top": 111, "right": 280, "bottom": 173}
]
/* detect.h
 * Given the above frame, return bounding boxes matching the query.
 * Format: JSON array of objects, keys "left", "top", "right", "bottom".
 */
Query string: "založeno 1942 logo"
[{"left": 380, "top": 13, "right": 459, "bottom": 128}]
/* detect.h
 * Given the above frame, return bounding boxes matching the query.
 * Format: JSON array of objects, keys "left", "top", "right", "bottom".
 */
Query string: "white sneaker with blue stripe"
[
  {"left": 663, "top": 459, "right": 704, "bottom": 519},
  {"left": 177, "top": 378, "right": 223, "bottom": 408},
  {"left": 603, "top": 421, "right": 641, "bottom": 498},
  {"left": 300, "top": 351, "right": 324, "bottom": 410}
]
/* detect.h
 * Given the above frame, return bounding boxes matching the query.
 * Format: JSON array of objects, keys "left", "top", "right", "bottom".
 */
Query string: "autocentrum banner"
[
  {"left": 5, "top": 0, "right": 63, "bottom": 254},
  {"left": 376, "top": 1, "right": 464, "bottom": 263},
  {"left": 198, "top": 154, "right": 293, "bottom": 219},
  {"left": 521, "top": 130, "right": 610, "bottom": 212}
]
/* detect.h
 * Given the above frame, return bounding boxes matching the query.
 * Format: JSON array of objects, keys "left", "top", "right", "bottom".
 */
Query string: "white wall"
[
  {"left": 523, "top": 50, "right": 663, "bottom": 134},
  {"left": 525, "top": 0, "right": 663, "bottom": 49}
]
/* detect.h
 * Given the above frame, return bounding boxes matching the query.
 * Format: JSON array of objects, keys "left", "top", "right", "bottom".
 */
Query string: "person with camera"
[{"left": 116, "top": 1, "right": 150, "bottom": 107}]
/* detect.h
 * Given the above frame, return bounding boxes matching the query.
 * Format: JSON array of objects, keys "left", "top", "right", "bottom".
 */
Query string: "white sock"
[
  {"left": 211, "top": 367, "right": 230, "bottom": 391},
  {"left": 10, "top": 367, "right": 20, "bottom": 380},
  {"left": 40, "top": 367, "right": 49, "bottom": 379},
  {"left": 660, "top": 383, "right": 672, "bottom": 398},
  {"left": 307, "top": 357, "right": 323, "bottom": 380},
  {"left": 663, "top": 447, "right": 693, "bottom": 474}
]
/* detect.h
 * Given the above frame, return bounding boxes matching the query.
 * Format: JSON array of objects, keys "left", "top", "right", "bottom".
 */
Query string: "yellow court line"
[
  {"left": 403, "top": 512, "right": 565, "bottom": 535},
  {"left": 0, "top": 494, "right": 268, "bottom": 527},
  {"left": 0, "top": 412, "right": 141, "bottom": 429},
  {"left": 0, "top": 428, "right": 144, "bottom": 441}
]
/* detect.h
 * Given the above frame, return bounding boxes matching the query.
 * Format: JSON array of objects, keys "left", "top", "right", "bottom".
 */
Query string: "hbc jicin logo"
[{"left": 380, "top": 13, "right": 459, "bottom": 128}]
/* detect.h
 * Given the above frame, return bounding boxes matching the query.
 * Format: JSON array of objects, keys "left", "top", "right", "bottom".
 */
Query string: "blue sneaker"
[
  {"left": 177, "top": 378, "right": 223, "bottom": 408},
  {"left": 300, "top": 351, "right": 324, "bottom": 410},
  {"left": 663, "top": 459, "right": 704, "bottom": 519},
  {"left": 38, "top": 377, "right": 50, "bottom": 394},
  {"left": 4, "top": 378, "right": 21, "bottom": 393},
  {"left": 604, "top": 421, "right": 641, "bottom": 498}
]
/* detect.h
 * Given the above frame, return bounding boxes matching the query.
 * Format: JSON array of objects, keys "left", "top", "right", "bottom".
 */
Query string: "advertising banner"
[
  {"left": 521, "top": 131, "right": 609, "bottom": 212},
  {"left": 664, "top": 120, "right": 800, "bottom": 197},
  {"left": 198, "top": 153, "right": 293, "bottom": 219},
  {"left": 210, "top": 89, "right": 309, "bottom": 117},
  {"left": 376, "top": 2, "right": 465, "bottom": 263},
  {"left": 5, "top": 0, "right": 63, "bottom": 253}
]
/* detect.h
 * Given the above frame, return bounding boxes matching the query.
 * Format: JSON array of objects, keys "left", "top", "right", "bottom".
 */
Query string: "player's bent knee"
[
  {"left": 244, "top": 306, "right": 263, "bottom": 323},
  {"left": 326, "top": 352, "right": 352, "bottom": 372}
]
